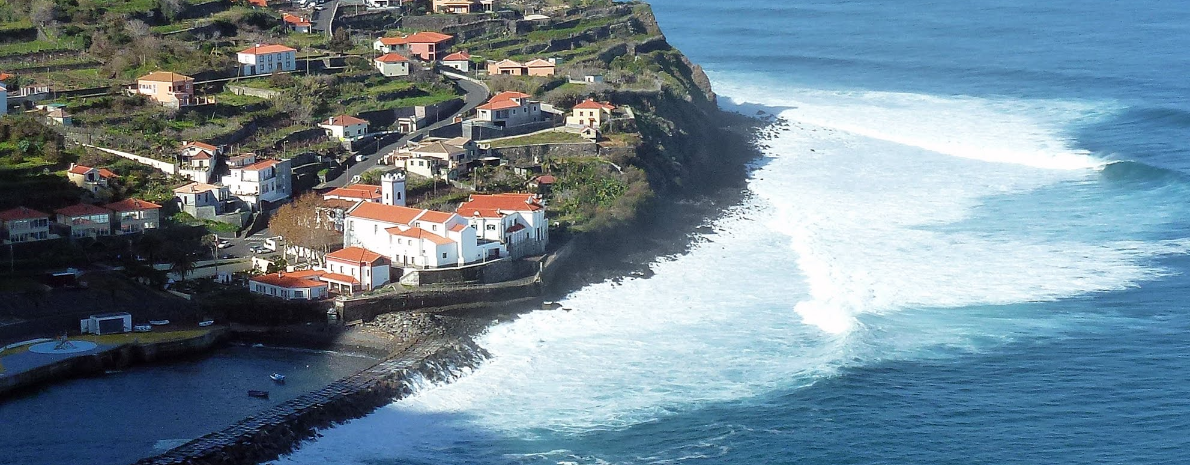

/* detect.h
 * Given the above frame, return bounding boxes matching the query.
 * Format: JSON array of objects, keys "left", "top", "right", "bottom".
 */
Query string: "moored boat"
[
  {"left": 198, "top": 320, "right": 214, "bottom": 327},
  {"left": 270, "top": 373, "right": 286, "bottom": 384},
  {"left": 248, "top": 390, "right": 269, "bottom": 398},
  {"left": 149, "top": 319, "right": 170, "bottom": 326}
]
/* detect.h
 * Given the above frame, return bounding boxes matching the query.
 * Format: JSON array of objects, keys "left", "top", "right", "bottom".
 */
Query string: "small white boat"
[
  {"left": 270, "top": 373, "right": 286, "bottom": 384},
  {"left": 198, "top": 320, "right": 214, "bottom": 327},
  {"left": 149, "top": 320, "right": 170, "bottom": 326},
  {"left": 133, "top": 325, "right": 153, "bottom": 332}
]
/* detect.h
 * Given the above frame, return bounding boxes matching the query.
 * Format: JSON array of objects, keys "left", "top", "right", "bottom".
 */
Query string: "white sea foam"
[{"left": 274, "top": 84, "right": 1187, "bottom": 465}]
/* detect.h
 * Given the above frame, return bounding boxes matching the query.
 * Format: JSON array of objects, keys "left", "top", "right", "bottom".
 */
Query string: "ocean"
[{"left": 275, "top": 1, "right": 1190, "bottom": 463}]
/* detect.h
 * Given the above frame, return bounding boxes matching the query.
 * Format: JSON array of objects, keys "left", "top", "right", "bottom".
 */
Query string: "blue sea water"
[{"left": 277, "top": 1, "right": 1190, "bottom": 463}]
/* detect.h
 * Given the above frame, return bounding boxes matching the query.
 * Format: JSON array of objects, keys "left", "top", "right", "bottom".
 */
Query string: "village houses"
[
  {"left": 322, "top": 246, "right": 391, "bottom": 293},
  {"left": 66, "top": 164, "right": 117, "bottom": 193},
  {"left": 105, "top": 198, "right": 161, "bottom": 234},
  {"left": 54, "top": 204, "right": 112, "bottom": 238},
  {"left": 221, "top": 154, "right": 292, "bottom": 206},
  {"left": 175, "top": 182, "right": 231, "bottom": 217},
  {"left": 432, "top": 0, "right": 496, "bottom": 14},
  {"left": 373, "top": 32, "right": 454, "bottom": 61},
  {"left": 282, "top": 13, "right": 312, "bottom": 33},
  {"left": 566, "top": 98, "right": 616, "bottom": 128},
  {"left": 387, "top": 137, "right": 477, "bottom": 180},
  {"left": 319, "top": 172, "right": 406, "bottom": 232},
  {"left": 319, "top": 115, "right": 369, "bottom": 141},
  {"left": 487, "top": 58, "right": 556, "bottom": 76},
  {"left": 440, "top": 51, "right": 471, "bottom": 72},
  {"left": 178, "top": 141, "right": 223, "bottom": 183},
  {"left": 135, "top": 71, "right": 197, "bottom": 107},
  {"left": 249, "top": 270, "right": 329, "bottom": 301},
  {"left": 237, "top": 44, "right": 298, "bottom": 76},
  {"left": 374, "top": 53, "right": 411, "bottom": 77},
  {"left": 343, "top": 202, "right": 504, "bottom": 269},
  {"left": 474, "top": 91, "right": 544, "bottom": 128},
  {"left": 456, "top": 193, "right": 549, "bottom": 259},
  {"left": 1, "top": 207, "right": 52, "bottom": 244}
]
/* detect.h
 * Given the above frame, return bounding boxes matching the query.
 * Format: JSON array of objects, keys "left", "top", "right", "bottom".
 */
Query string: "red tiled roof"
[
  {"left": 283, "top": 14, "right": 311, "bottom": 26},
  {"left": 190, "top": 152, "right": 212, "bottom": 160},
  {"left": 241, "top": 159, "right": 279, "bottom": 171},
  {"left": 490, "top": 91, "right": 531, "bottom": 102},
  {"left": 0, "top": 72, "right": 12, "bottom": 81},
  {"left": 442, "top": 51, "right": 470, "bottom": 61},
  {"left": 450, "top": 223, "right": 467, "bottom": 232},
  {"left": 506, "top": 223, "right": 526, "bottom": 233},
  {"left": 55, "top": 204, "right": 111, "bottom": 218},
  {"left": 324, "top": 115, "right": 368, "bottom": 127},
  {"left": 348, "top": 202, "right": 423, "bottom": 225},
  {"left": 415, "top": 209, "right": 455, "bottom": 224},
  {"left": 0, "top": 207, "right": 49, "bottom": 221},
  {"left": 457, "top": 193, "right": 543, "bottom": 215},
  {"left": 324, "top": 184, "right": 382, "bottom": 201},
  {"left": 240, "top": 44, "right": 297, "bottom": 55},
  {"left": 477, "top": 99, "right": 522, "bottom": 111},
  {"left": 138, "top": 71, "right": 192, "bottom": 83},
  {"left": 97, "top": 168, "right": 117, "bottom": 179},
  {"left": 524, "top": 58, "right": 554, "bottom": 68},
  {"left": 387, "top": 226, "right": 454, "bottom": 246},
  {"left": 105, "top": 198, "right": 161, "bottom": 212},
  {"left": 319, "top": 198, "right": 358, "bottom": 210},
  {"left": 573, "top": 98, "right": 615, "bottom": 110},
  {"left": 68, "top": 164, "right": 93, "bottom": 175},
  {"left": 319, "top": 272, "right": 360, "bottom": 285},
  {"left": 534, "top": 175, "right": 556, "bottom": 184},
  {"left": 375, "top": 53, "right": 409, "bottom": 63},
  {"left": 182, "top": 141, "right": 218, "bottom": 152},
  {"left": 251, "top": 271, "right": 328, "bottom": 289},
  {"left": 326, "top": 246, "right": 386, "bottom": 265},
  {"left": 378, "top": 32, "right": 453, "bottom": 46}
]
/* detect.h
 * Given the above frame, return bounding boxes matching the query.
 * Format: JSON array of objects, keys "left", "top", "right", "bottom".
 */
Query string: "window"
[
  {"left": 486, "top": 224, "right": 496, "bottom": 231},
  {"left": 442, "top": 252, "right": 447, "bottom": 259}
]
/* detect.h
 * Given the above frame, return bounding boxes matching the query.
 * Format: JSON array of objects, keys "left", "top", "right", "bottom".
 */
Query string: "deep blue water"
[{"left": 277, "top": 1, "right": 1190, "bottom": 464}]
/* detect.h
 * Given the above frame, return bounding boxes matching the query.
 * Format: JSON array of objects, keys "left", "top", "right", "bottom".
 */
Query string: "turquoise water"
[{"left": 276, "top": 1, "right": 1190, "bottom": 463}]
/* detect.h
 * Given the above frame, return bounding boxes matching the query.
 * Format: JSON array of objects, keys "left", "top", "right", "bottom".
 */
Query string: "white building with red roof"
[
  {"left": 282, "top": 13, "right": 312, "bottom": 33},
  {"left": 372, "top": 32, "right": 454, "bottom": 61},
  {"left": 250, "top": 270, "right": 329, "bottom": 300},
  {"left": 55, "top": 203, "right": 113, "bottom": 238},
  {"left": 221, "top": 153, "right": 292, "bottom": 205},
  {"left": 374, "top": 52, "right": 410, "bottom": 77},
  {"left": 66, "top": 163, "right": 117, "bottom": 193},
  {"left": 565, "top": 98, "right": 616, "bottom": 128},
  {"left": 319, "top": 114, "right": 369, "bottom": 141},
  {"left": 456, "top": 193, "right": 548, "bottom": 258},
  {"left": 0, "top": 207, "right": 53, "bottom": 244},
  {"left": 344, "top": 202, "right": 503, "bottom": 269},
  {"left": 237, "top": 44, "right": 297, "bottom": 76},
  {"left": 105, "top": 198, "right": 161, "bottom": 234},
  {"left": 440, "top": 51, "right": 471, "bottom": 72},
  {"left": 323, "top": 246, "right": 391, "bottom": 292},
  {"left": 474, "top": 91, "right": 543, "bottom": 128}
]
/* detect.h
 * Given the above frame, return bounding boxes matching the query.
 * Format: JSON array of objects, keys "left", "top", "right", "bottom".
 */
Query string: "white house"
[
  {"left": 105, "top": 198, "right": 161, "bottom": 234},
  {"left": 343, "top": 202, "right": 504, "bottom": 269},
  {"left": 175, "top": 182, "right": 230, "bottom": 216},
  {"left": 237, "top": 44, "right": 298, "bottom": 76},
  {"left": 323, "top": 246, "right": 391, "bottom": 293},
  {"left": 221, "top": 155, "right": 291, "bottom": 205},
  {"left": 374, "top": 53, "right": 410, "bottom": 77},
  {"left": 440, "top": 51, "right": 471, "bottom": 72},
  {"left": 55, "top": 203, "right": 113, "bottom": 238},
  {"left": 319, "top": 115, "right": 369, "bottom": 141},
  {"left": 456, "top": 193, "right": 548, "bottom": 258},
  {"left": 179, "top": 141, "right": 222, "bottom": 183},
  {"left": 283, "top": 13, "right": 312, "bottom": 33},
  {"left": 474, "top": 91, "right": 543, "bottom": 128},
  {"left": 66, "top": 164, "right": 118, "bottom": 193},
  {"left": 249, "top": 270, "right": 330, "bottom": 300},
  {"left": 565, "top": 98, "right": 616, "bottom": 127},
  {"left": 80, "top": 312, "right": 132, "bottom": 335},
  {"left": 0, "top": 207, "right": 52, "bottom": 244},
  {"left": 389, "top": 137, "right": 476, "bottom": 180}
]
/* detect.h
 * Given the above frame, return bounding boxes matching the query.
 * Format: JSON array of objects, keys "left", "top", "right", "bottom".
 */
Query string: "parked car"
[
  {"left": 220, "top": 254, "right": 235, "bottom": 260},
  {"left": 217, "top": 240, "right": 232, "bottom": 249}
]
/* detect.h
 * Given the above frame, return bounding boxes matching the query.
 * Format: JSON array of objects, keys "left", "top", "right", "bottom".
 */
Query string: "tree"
[
  {"left": 269, "top": 193, "right": 341, "bottom": 265},
  {"left": 158, "top": 0, "right": 184, "bottom": 21},
  {"left": 328, "top": 28, "right": 353, "bottom": 54}
]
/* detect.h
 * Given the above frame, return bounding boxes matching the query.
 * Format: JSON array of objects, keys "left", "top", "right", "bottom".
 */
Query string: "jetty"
[{"left": 134, "top": 336, "right": 487, "bottom": 465}]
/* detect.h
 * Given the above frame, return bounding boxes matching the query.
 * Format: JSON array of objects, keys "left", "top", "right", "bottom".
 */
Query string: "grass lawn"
[
  {"left": 486, "top": 130, "right": 588, "bottom": 148},
  {"left": 0, "top": 38, "right": 84, "bottom": 57}
]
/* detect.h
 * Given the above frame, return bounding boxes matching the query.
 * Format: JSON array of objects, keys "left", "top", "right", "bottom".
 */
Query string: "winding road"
[{"left": 321, "top": 75, "right": 490, "bottom": 188}]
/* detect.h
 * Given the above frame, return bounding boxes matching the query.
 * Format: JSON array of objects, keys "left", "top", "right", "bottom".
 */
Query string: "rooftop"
[
  {"left": 326, "top": 246, "right": 386, "bottom": 265},
  {"left": 105, "top": 198, "right": 161, "bottom": 212},
  {"left": 376, "top": 53, "right": 410, "bottom": 63},
  {"left": 138, "top": 71, "right": 193, "bottom": 83},
  {"left": 239, "top": 44, "right": 297, "bottom": 55},
  {"left": 0, "top": 207, "right": 49, "bottom": 221},
  {"left": 324, "top": 115, "right": 368, "bottom": 127},
  {"left": 55, "top": 204, "right": 111, "bottom": 217}
]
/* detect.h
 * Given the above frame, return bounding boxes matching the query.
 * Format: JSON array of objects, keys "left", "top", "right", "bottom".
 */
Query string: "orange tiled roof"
[
  {"left": 376, "top": 53, "right": 409, "bottom": 63},
  {"left": 348, "top": 202, "right": 423, "bottom": 225},
  {"left": 524, "top": 58, "right": 554, "bottom": 68},
  {"left": 325, "top": 184, "right": 382, "bottom": 201},
  {"left": 324, "top": 115, "right": 368, "bottom": 127},
  {"left": 239, "top": 44, "right": 297, "bottom": 55},
  {"left": 387, "top": 226, "right": 454, "bottom": 245},
  {"left": 138, "top": 71, "right": 193, "bottom": 83},
  {"left": 442, "top": 51, "right": 471, "bottom": 61},
  {"left": 183, "top": 141, "right": 219, "bottom": 152},
  {"left": 415, "top": 209, "right": 455, "bottom": 224},
  {"left": 573, "top": 98, "right": 615, "bottom": 110},
  {"left": 241, "top": 159, "right": 279, "bottom": 171},
  {"left": 68, "top": 164, "right": 93, "bottom": 175},
  {"left": 326, "top": 246, "right": 386, "bottom": 265},
  {"left": 55, "top": 204, "right": 111, "bottom": 218},
  {"left": 477, "top": 99, "right": 522, "bottom": 111},
  {"left": 251, "top": 270, "right": 328, "bottom": 289},
  {"left": 319, "top": 272, "right": 360, "bottom": 285},
  {"left": 457, "top": 193, "right": 543, "bottom": 216},
  {"left": 0, "top": 207, "right": 50, "bottom": 221},
  {"left": 105, "top": 198, "right": 161, "bottom": 212},
  {"left": 174, "top": 182, "right": 221, "bottom": 194}
]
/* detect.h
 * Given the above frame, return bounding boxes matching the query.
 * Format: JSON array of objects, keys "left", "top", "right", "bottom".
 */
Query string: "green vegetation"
[
  {"left": 77, "top": 328, "right": 212, "bottom": 345},
  {"left": 547, "top": 158, "right": 652, "bottom": 232},
  {"left": 487, "top": 130, "right": 587, "bottom": 148}
]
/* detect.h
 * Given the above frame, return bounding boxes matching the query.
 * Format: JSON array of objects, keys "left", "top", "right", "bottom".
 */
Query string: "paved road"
[
  {"left": 322, "top": 76, "right": 490, "bottom": 188},
  {"left": 310, "top": 0, "right": 341, "bottom": 36}
]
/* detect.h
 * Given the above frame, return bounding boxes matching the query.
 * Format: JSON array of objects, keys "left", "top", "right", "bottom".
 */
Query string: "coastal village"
[{"left": 0, "top": 0, "right": 747, "bottom": 461}]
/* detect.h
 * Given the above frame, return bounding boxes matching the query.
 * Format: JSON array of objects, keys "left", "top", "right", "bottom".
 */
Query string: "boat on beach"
[
  {"left": 149, "top": 320, "right": 170, "bottom": 326},
  {"left": 270, "top": 373, "right": 286, "bottom": 384},
  {"left": 198, "top": 320, "right": 214, "bottom": 327},
  {"left": 248, "top": 390, "right": 269, "bottom": 398}
]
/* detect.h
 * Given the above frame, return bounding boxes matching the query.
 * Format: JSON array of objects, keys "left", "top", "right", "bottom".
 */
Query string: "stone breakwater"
[{"left": 134, "top": 336, "right": 490, "bottom": 465}]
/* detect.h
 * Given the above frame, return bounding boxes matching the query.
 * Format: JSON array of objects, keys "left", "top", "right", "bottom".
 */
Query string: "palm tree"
[{"left": 166, "top": 248, "right": 196, "bottom": 282}]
